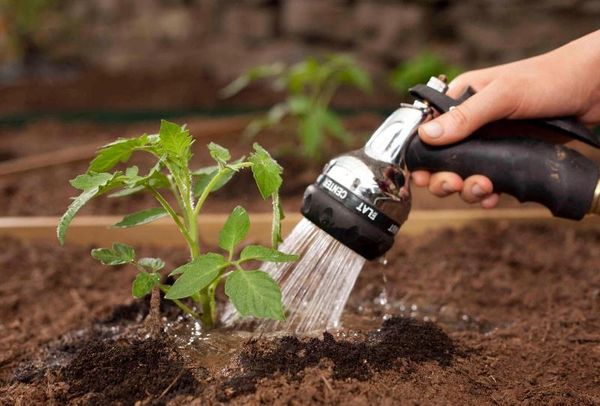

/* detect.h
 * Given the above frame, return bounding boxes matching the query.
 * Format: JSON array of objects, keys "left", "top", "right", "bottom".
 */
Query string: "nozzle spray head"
[{"left": 301, "top": 77, "right": 446, "bottom": 260}]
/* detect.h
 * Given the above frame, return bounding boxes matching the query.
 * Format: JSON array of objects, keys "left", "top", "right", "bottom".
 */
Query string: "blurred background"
[{"left": 0, "top": 0, "right": 599, "bottom": 216}]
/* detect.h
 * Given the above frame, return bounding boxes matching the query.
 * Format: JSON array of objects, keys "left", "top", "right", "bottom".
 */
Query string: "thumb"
[{"left": 418, "top": 82, "right": 513, "bottom": 145}]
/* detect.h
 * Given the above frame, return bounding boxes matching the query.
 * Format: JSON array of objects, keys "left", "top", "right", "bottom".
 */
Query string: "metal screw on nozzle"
[{"left": 426, "top": 75, "right": 449, "bottom": 94}]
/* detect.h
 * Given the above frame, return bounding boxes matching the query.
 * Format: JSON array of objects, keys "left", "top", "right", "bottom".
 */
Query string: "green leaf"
[
  {"left": 249, "top": 143, "right": 283, "bottom": 199},
  {"left": 108, "top": 185, "right": 145, "bottom": 198},
  {"left": 59, "top": 171, "right": 129, "bottom": 244},
  {"left": 225, "top": 270, "right": 285, "bottom": 320},
  {"left": 137, "top": 257, "right": 165, "bottom": 272},
  {"left": 208, "top": 142, "right": 231, "bottom": 165},
  {"left": 70, "top": 172, "right": 114, "bottom": 191},
  {"left": 299, "top": 108, "right": 325, "bottom": 158},
  {"left": 113, "top": 207, "right": 168, "bottom": 228},
  {"left": 193, "top": 168, "right": 233, "bottom": 197},
  {"left": 169, "top": 253, "right": 226, "bottom": 276},
  {"left": 240, "top": 245, "right": 299, "bottom": 263},
  {"left": 89, "top": 136, "right": 148, "bottom": 172},
  {"left": 220, "top": 62, "right": 285, "bottom": 98},
  {"left": 219, "top": 206, "right": 250, "bottom": 254},
  {"left": 132, "top": 272, "right": 160, "bottom": 298},
  {"left": 57, "top": 187, "right": 99, "bottom": 245},
  {"left": 159, "top": 120, "right": 193, "bottom": 161},
  {"left": 321, "top": 110, "right": 351, "bottom": 144},
  {"left": 165, "top": 254, "right": 228, "bottom": 299},
  {"left": 91, "top": 243, "right": 136, "bottom": 266}
]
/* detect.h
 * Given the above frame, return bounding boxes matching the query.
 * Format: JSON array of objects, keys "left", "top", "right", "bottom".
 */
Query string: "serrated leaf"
[
  {"left": 57, "top": 187, "right": 99, "bottom": 245},
  {"left": 169, "top": 253, "right": 226, "bottom": 276},
  {"left": 113, "top": 207, "right": 168, "bottom": 228},
  {"left": 159, "top": 120, "right": 192, "bottom": 161},
  {"left": 240, "top": 245, "right": 298, "bottom": 263},
  {"left": 58, "top": 173, "right": 126, "bottom": 244},
  {"left": 91, "top": 243, "right": 135, "bottom": 266},
  {"left": 165, "top": 254, "right": 228, "bottom": 299},
  {"left": 132, "top": 272, "right": 160, "bottom": 298},
  {"left": 193, "top": 168, "right": 234, "bottom": 197},
  {"left": 137, "top": 257, "right": 165, "bottom": 272},
  {"left": 70, "top": 172, "right": 114, "bottom": 191},
  {"left": 108, "top": 185, "right": 145, "bottom": 198},
  {"left": 225, "top": 270, "right": 284, "bottom": 320},
  {"left": 249, "top": 143, "right": 282, "bottom": 199},
  {"left": 208, "top": 142, "right": 231, "bottom": 165},
  {"left": 89, "top": 136, "right": 148, "bottom": 172},
  {"left": 219, "top": 206, "right": 250, "bottom": 254}
]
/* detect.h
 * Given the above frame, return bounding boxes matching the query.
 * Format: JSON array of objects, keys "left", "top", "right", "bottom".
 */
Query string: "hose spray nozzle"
[{"left": 302, "top": 75, "right": 600, "bottom": 260}]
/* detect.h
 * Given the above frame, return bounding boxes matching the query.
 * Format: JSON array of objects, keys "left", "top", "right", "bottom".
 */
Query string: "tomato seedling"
[
  {"left": 57, "top": 120, "right": 298, "bottom": 330},
  {"left": 222, "top": 54, "right": 372, "bottom": 161}
]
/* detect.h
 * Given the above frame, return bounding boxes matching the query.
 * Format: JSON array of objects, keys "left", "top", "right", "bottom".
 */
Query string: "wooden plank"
[{"left": 0, "top": 209, "right": 598, "bottom": 247}]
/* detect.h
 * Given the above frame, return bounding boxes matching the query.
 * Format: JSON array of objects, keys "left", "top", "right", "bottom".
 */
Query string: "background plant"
[
  {"left": 389, "top": 51, "right": 461, "bottom": 94},
  {"left": 222, "top": 54, "right": 372, "bottom": 162},
  {"left": 57, "top": 120, "right": 298, "bottom": 331},
  {"left": 0, "top": 0, "right": 58, "bottom": 66}
]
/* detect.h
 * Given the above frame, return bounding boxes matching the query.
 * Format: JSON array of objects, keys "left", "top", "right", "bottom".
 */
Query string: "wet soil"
[{"left": 1, "top": 222, "right": 599, "bottom": 404}]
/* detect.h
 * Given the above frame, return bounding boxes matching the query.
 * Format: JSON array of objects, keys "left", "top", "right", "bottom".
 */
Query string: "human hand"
[{"left": 412, "top": 30, "right": 600, "bottom": 208}]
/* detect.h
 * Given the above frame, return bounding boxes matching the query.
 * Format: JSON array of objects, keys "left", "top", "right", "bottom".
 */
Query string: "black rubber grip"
[{"left": 405, "top": 136, "right": 599, "bottom": 220}]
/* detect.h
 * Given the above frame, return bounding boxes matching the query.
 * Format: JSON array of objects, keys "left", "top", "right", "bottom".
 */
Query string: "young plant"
[
  {"left": 57, "top": 120, "right": 298, "bottom": 330},
  {"left": 389, "top": 52, "right": 462, "bottom": 94},
  {"left": 222, "top": 54, "right": 372, "bottom": 161}
]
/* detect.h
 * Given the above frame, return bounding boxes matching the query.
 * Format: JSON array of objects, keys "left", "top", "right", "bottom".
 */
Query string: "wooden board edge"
[{"left": 0, "top": 209, "right": 598, "bottom": 247}]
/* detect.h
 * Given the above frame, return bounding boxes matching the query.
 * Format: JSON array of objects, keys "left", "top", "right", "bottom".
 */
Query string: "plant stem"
[
  {"left": 146, "top": 185, "right": 196, "bottom": 254},
  {"left": 145, "top": 284, "right": 161, "bottom": 335},
  {"left": 160, "top": 285, "right": 200, "bottom": 319}
]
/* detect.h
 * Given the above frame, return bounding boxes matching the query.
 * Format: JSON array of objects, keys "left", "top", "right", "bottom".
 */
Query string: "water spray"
[{"left": 225, "top": 76, "right": 600, "bottom": 333}]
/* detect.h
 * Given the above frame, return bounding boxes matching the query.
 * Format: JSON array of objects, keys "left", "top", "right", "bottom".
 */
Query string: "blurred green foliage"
[
  {"left": 389, "top": 52, "right": 462, "bottom": 94},
  {"left": 0, "top": 0, "right": 58, "bottom": 62},
  {"left": 222, "top": 54, "right": 372, "bottom": 162}
]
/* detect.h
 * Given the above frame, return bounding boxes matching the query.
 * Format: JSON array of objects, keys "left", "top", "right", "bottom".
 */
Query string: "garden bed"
[{"left": 1, "top": 217, "right": 599, "bottom": 404}]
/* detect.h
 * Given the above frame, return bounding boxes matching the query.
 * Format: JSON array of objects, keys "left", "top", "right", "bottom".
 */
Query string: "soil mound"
[
  {"left": 219, "top": 317, "right": 457, "bottom": 400},
  {"left": 60, "top": 336, "right": 199, "bottom": 405}
]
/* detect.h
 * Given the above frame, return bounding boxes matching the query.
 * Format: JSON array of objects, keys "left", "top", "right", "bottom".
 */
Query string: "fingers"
[
  {"left": 428, "top": 172, "right": 463, "bottom": 197},
  {"left": 418, "top": 80, "right": 514, "bottom": 145},
  {"left": 412, "top": 171, "right": 498, "bottom": 208},
  {"left": 411, "top": 170, "right": 430, "bottom": 187},
  {"left": 461, "top": 175, "right": 493, "bottom": 203}
]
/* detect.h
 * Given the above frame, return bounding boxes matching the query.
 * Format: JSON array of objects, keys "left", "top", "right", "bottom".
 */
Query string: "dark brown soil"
[
  {"left": 218, "top": 317, "right": 457, "bottom": 402},
  {"left": 60, "top": 337, "right": 199, "bottom": 405},
  {"left": 1, "top": 222, "right": 599, "bottom": 404}
]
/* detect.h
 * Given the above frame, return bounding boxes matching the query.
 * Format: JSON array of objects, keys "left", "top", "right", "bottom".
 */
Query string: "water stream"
[{"left": 221, "top": 218, "right": 366, "bottom": 334}]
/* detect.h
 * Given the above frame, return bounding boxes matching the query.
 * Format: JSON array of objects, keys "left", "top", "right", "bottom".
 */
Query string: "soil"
[{"left": 1, "top": 222, "right": 599, "bottom": 404}]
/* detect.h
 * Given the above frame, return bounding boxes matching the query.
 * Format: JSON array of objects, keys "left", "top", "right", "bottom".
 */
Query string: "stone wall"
[{"left": 2, "top": 0, "right": 599, "bottom": 81}]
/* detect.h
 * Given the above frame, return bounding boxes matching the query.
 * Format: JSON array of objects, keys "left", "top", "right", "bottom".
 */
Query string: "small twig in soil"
[
  {"left": 320, "top": 374, "right": 334, "bottom": 393},
  {"left": 157, "top": 370, "right": 184, "bottom": 400}
]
